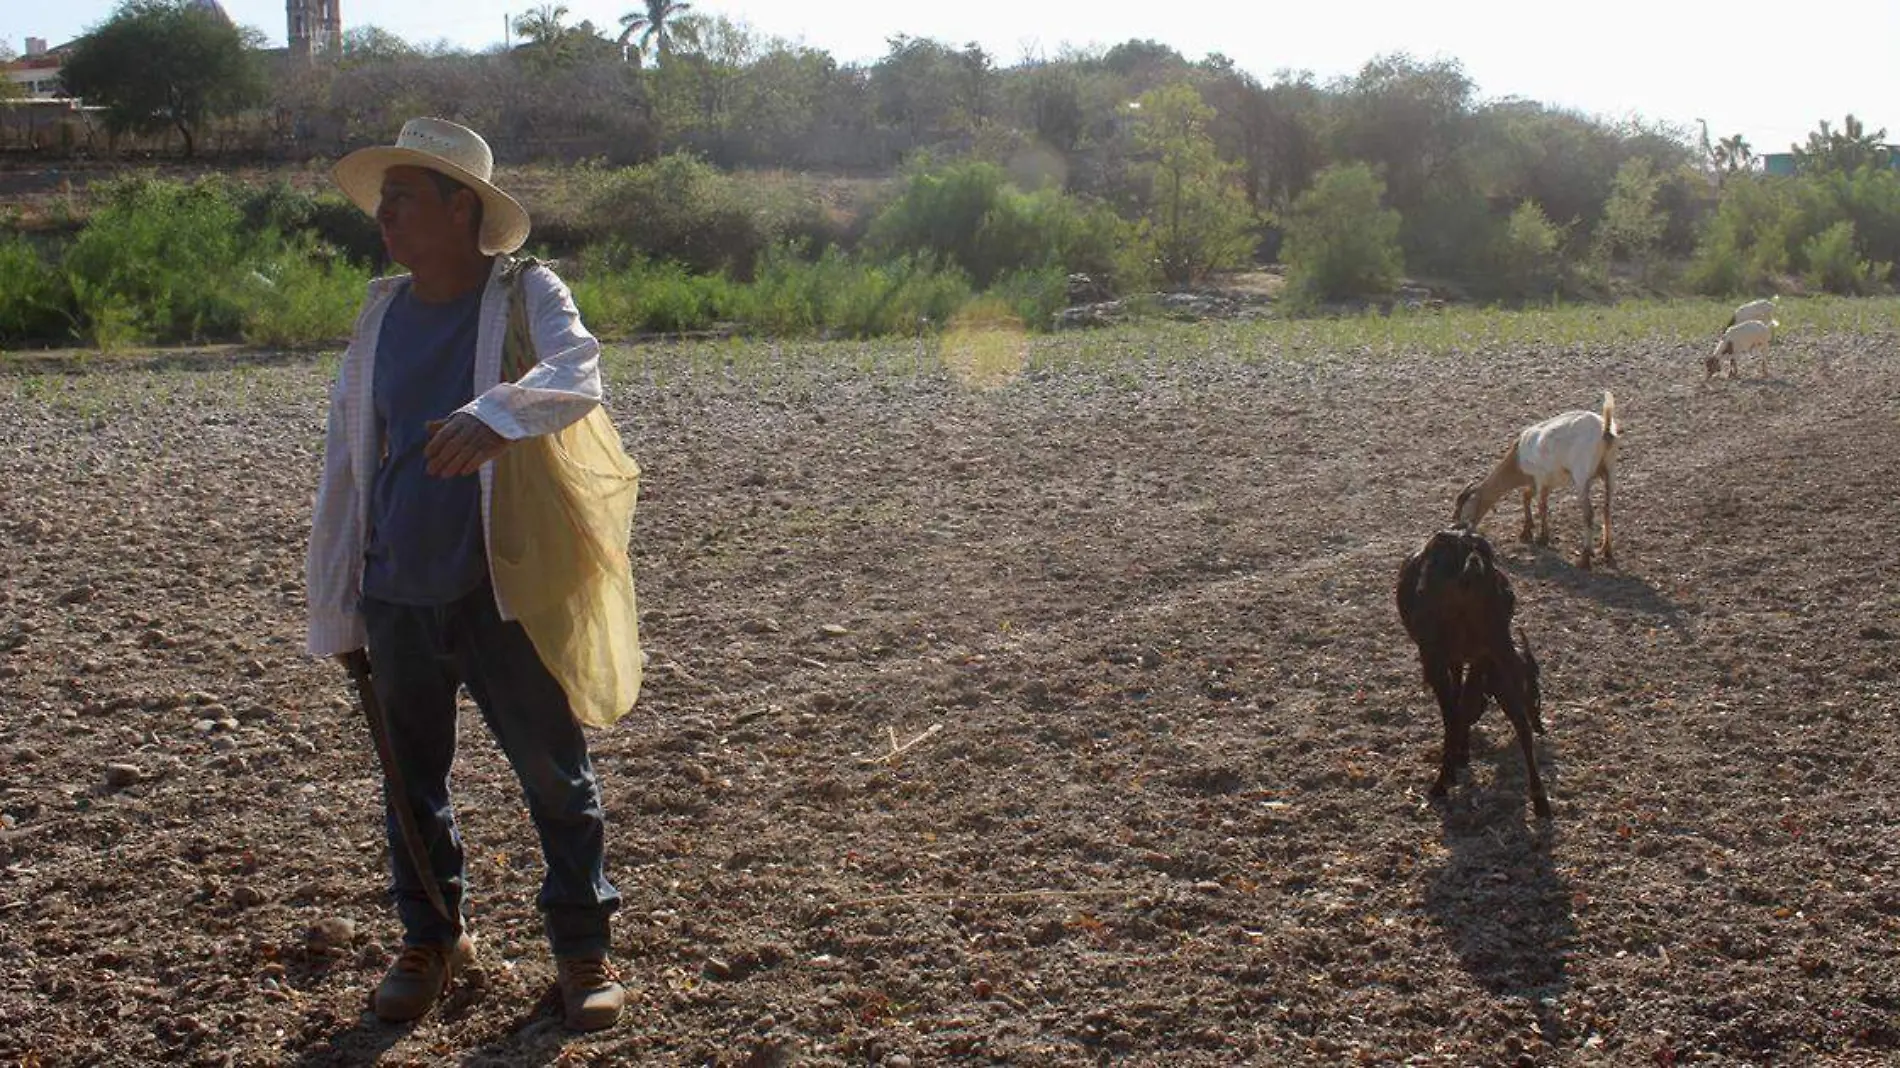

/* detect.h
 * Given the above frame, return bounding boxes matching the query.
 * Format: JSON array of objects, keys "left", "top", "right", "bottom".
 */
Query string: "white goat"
[
  {"left": 1454, "top": 392, "right": 1620, "bottom": 569},
  {"left": 1725, "top": 296, "right": 1778, "bottom": 329},
  {"left": 1707, "top": 319, "right": 1777, "bottom": 379}
]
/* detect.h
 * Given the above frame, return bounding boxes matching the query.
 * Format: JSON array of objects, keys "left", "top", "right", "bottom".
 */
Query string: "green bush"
[
  {"left": 1684, "top": 228, "right": 1747, "bottom": 295},
  {"left": 987, "top": 266, "right": 1069, "bottom": 330},
  {"left": 305, "top": 191, "right": 387, "bottom": 267},
  {"left": 1490, "top": 201, "right": 1566, "bottom": 301},
  {"left": 572, "top": 155, "right": 835, "bottom": 279},
  {"left": 867, "top": 160, "right": 1010, "bottom": 283},
  {"left": 735, "top": 245, "right": 972, "bottom": 338},
  {"left": 1282, "top": 163, "right": 1404, "bottom": 303},
  {"left": 0, "top": 237, "right": 75, "bottom": 344},
  {"left": 239, "top": 240, "right": 372, "bottom": 347},
  {"left": 867, "top": 160, "right": 1141, "bottom": 290},
  {"left": 1803, "top": 220, "right": 1892, "bottom": 295},
  {"left": 62, "top": 177, "right": 253, "bottom": 344},
  {"left": 569, "top": 247, "right": 740, "bottom": 335},
  {"left": 1686, "top": 178, "right": 1806, "bottom": 296}
]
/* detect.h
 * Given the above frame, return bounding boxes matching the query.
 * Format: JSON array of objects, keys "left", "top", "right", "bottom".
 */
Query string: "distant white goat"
[
  {"left": 1454, "top": 392, "right": 1621, "bottom": 569},
  {"left": 1707, "top": 319, "right": 1777, "bottom": 379},
  {"left": 1725, "top": 296, "right": 1778, "bottom": 329}
]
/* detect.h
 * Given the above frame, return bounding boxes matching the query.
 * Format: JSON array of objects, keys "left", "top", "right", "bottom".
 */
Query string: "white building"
[{"left": 4, "top": 38, "right": 69, "bottom": 99}]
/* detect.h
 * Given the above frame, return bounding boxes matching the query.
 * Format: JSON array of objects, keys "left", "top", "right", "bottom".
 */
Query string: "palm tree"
[
  {"left": 617, "top": 0, "right": 691, "bottom": 64},
  {"left": 1793, "top": 114, "right": 1892, "bottom": 174},
  {"left": 512, "top": 4, "right": 581, "bottom": 70},
  {"left": 513, "top": 3, "right": 570, "bottom": 47},
  {"left": 1716, "top": 134, "right": 1753, "bottom": 174}
]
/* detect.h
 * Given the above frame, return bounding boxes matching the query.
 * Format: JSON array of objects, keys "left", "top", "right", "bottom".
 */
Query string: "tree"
[
  {"left": 512, "top": 5, "right": 615, "bottom": 71},
  {"left": 1792, "top": 114, "right": 1892, "bottom": 175},
  {"left": 1131, "top": 83, "right": 1255, "bottom": 284},
  {"left": 340, "top": 25, "right": 417, "bottom": 67},
  {"left": 58, "top": 0, "right": 265, "bottom": 157},
  {"left": 1282, "top": 163, "right": 1403, "bottom": 302},
  {"left": 618, "top": 0, "right": 693, "bottom": 65},
  {"left": 1203, "top": 69, "right": 1325, "bottom": 214},
  {"left": 1597, "top": 157, "right": 1665, "bottom": 273},
  {"left": 0, "top": 41, "right": 20, "bottom": 103},
  {"left": 1330, "top": 54, "right": 1475, "bottom": 220},
  {"left": 1019, "top": 61, "right": 1084, "bottom": 153}
]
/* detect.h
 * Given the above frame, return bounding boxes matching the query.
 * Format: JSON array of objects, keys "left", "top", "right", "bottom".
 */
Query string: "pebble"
[
  {"left": 306, "top": 916, "right": 356, "bottom": 955},
  {"left": 230, "top": 885, "right": 267, "bottom": 909},
  {"left": 818, "top": 624, "right": 850, "bottom": 638},
  {"left": 103, "top": 763, "right": 144, "bottom": 789}
]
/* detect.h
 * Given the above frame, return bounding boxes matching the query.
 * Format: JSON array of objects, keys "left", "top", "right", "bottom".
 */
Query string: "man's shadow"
[
  {"left": 287, "top": 977, "right": 569, "bottom": 1067},
  {"left": 1423, "top": 740, "right": 1579, "bottom": 1048}
]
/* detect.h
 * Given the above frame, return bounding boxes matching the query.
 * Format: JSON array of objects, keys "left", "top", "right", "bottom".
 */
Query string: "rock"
[
  {"left": 103, "top": 763, "right": 144, "bottom": 790},
  {"left": 306, "top": 916, "right": 356, "bottom": 956},
  {"left": 818, "top": 624, "right": 850, "bottom": 638},
  {"left": 704, "top": 956, "right": 733, "bottom": 980},
  {"left": 57, "top": 585, "right": 97, "bottom": 606},
  {"left": 230, "top": 885, "right": 267, "bottom": 909}
]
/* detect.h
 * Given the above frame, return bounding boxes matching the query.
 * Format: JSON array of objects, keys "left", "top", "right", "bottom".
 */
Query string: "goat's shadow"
[
  {"left": 1422, "top": 735, "right": 1578, "bottom": 1046},
  {"left": 1510, "top": 547, "right": 1689, "bottom": 630}
]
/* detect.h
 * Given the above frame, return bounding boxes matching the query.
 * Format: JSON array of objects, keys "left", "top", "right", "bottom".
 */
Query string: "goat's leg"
[
  {"left": 1576, "top": 480, "right": 1595, "bottom": 569},
  {"left": 1458, "top": 663, "right": 1489, "bottom": 729},
  {"left": 1425, "top": 662, "right": 1465, "bottom": 799},
  {"left": 1599, "top": 470, "right": 1615, "bottom": 565},
  {"left": 1535, "top": 488, "right": 1552, "bottom": 546},
  {"left": 1494, "top": 658, "right": 1553, "bottom": 820},
  {"left": 1517, "top": 488, "right": 1535, "bottom": 542}
]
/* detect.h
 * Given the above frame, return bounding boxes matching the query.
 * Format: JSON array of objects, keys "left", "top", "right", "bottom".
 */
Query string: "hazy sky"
[{"left": 10, "top": 0, "right": 1897, "bottom": 154}]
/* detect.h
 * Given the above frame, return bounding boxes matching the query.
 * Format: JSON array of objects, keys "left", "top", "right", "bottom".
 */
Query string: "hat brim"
[{"left": 333, "top": 146, "right": 531, "bottom": 257}]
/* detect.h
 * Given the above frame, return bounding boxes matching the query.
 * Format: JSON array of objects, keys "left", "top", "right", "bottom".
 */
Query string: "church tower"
[{"left": 287, "top": 0, "right": 342, "bottom": 61}]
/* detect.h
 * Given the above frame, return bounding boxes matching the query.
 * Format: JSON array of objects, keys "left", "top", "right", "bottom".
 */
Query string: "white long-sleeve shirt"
[{"left": 307, "top": 258, "right": 603, "bottom": 657}]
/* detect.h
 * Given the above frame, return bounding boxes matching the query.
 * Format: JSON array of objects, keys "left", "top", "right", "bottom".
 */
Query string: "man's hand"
[{"left": 424, "top": 413, "right": 510, "bottom": 478}]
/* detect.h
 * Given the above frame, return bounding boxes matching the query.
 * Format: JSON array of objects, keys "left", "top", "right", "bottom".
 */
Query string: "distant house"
[
  {"left": 1760, "top": 152, "right": 1798, "bottom": 177},
  {"left": 3, "top": 37, "right": 74, "bottom": 99}
]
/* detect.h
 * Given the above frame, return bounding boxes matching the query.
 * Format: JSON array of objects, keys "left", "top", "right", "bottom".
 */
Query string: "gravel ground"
[{"left": 1, "top": 324, "right": 1897, "bottom": 1066}]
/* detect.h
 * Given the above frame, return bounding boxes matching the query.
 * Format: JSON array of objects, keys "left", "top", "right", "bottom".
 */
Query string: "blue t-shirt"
[{"left": 361, "top": 282, "right": 490, "bottom": 606}]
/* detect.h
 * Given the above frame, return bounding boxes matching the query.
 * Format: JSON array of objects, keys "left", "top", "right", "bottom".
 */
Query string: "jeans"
[{"left": 361, "top": 581, "right": 619, "bottom": 959}]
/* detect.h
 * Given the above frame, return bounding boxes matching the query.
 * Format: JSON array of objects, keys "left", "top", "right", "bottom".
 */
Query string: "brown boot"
[
  {"left": 373, "top": 933, "right": 474, "bottom": 1023},
  {"left": 557, "top": 955, "right": 625, "bottom": 1031}
]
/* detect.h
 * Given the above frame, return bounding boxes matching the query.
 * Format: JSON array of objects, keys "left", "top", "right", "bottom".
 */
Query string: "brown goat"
[{"left": 1396, "top": 525, "right": 1551, "bottom": 819}]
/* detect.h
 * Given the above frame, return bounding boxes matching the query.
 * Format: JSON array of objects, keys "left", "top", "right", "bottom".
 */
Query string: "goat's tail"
[{"left": 1600, "top": 390, "right": 1618, "bottom": 440}]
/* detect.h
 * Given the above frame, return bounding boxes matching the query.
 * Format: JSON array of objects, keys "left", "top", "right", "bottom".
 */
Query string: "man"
[{"left": 307, "top": 117, "right": 624, "bottom": 1031}]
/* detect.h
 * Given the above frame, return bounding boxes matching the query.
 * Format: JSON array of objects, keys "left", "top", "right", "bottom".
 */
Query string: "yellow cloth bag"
[{"left": 488, "top": 261, "right": 642, "bottom": 728}]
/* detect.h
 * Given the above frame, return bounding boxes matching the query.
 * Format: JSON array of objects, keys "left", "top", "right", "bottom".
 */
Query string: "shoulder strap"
[{"left": 500, "top": 255, "right": 544, "bottom": 384}]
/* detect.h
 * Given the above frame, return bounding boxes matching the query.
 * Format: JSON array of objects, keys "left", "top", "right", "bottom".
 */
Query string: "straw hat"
[{"left": 333, "top": 117, "right": 530, "bottom": 256}]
